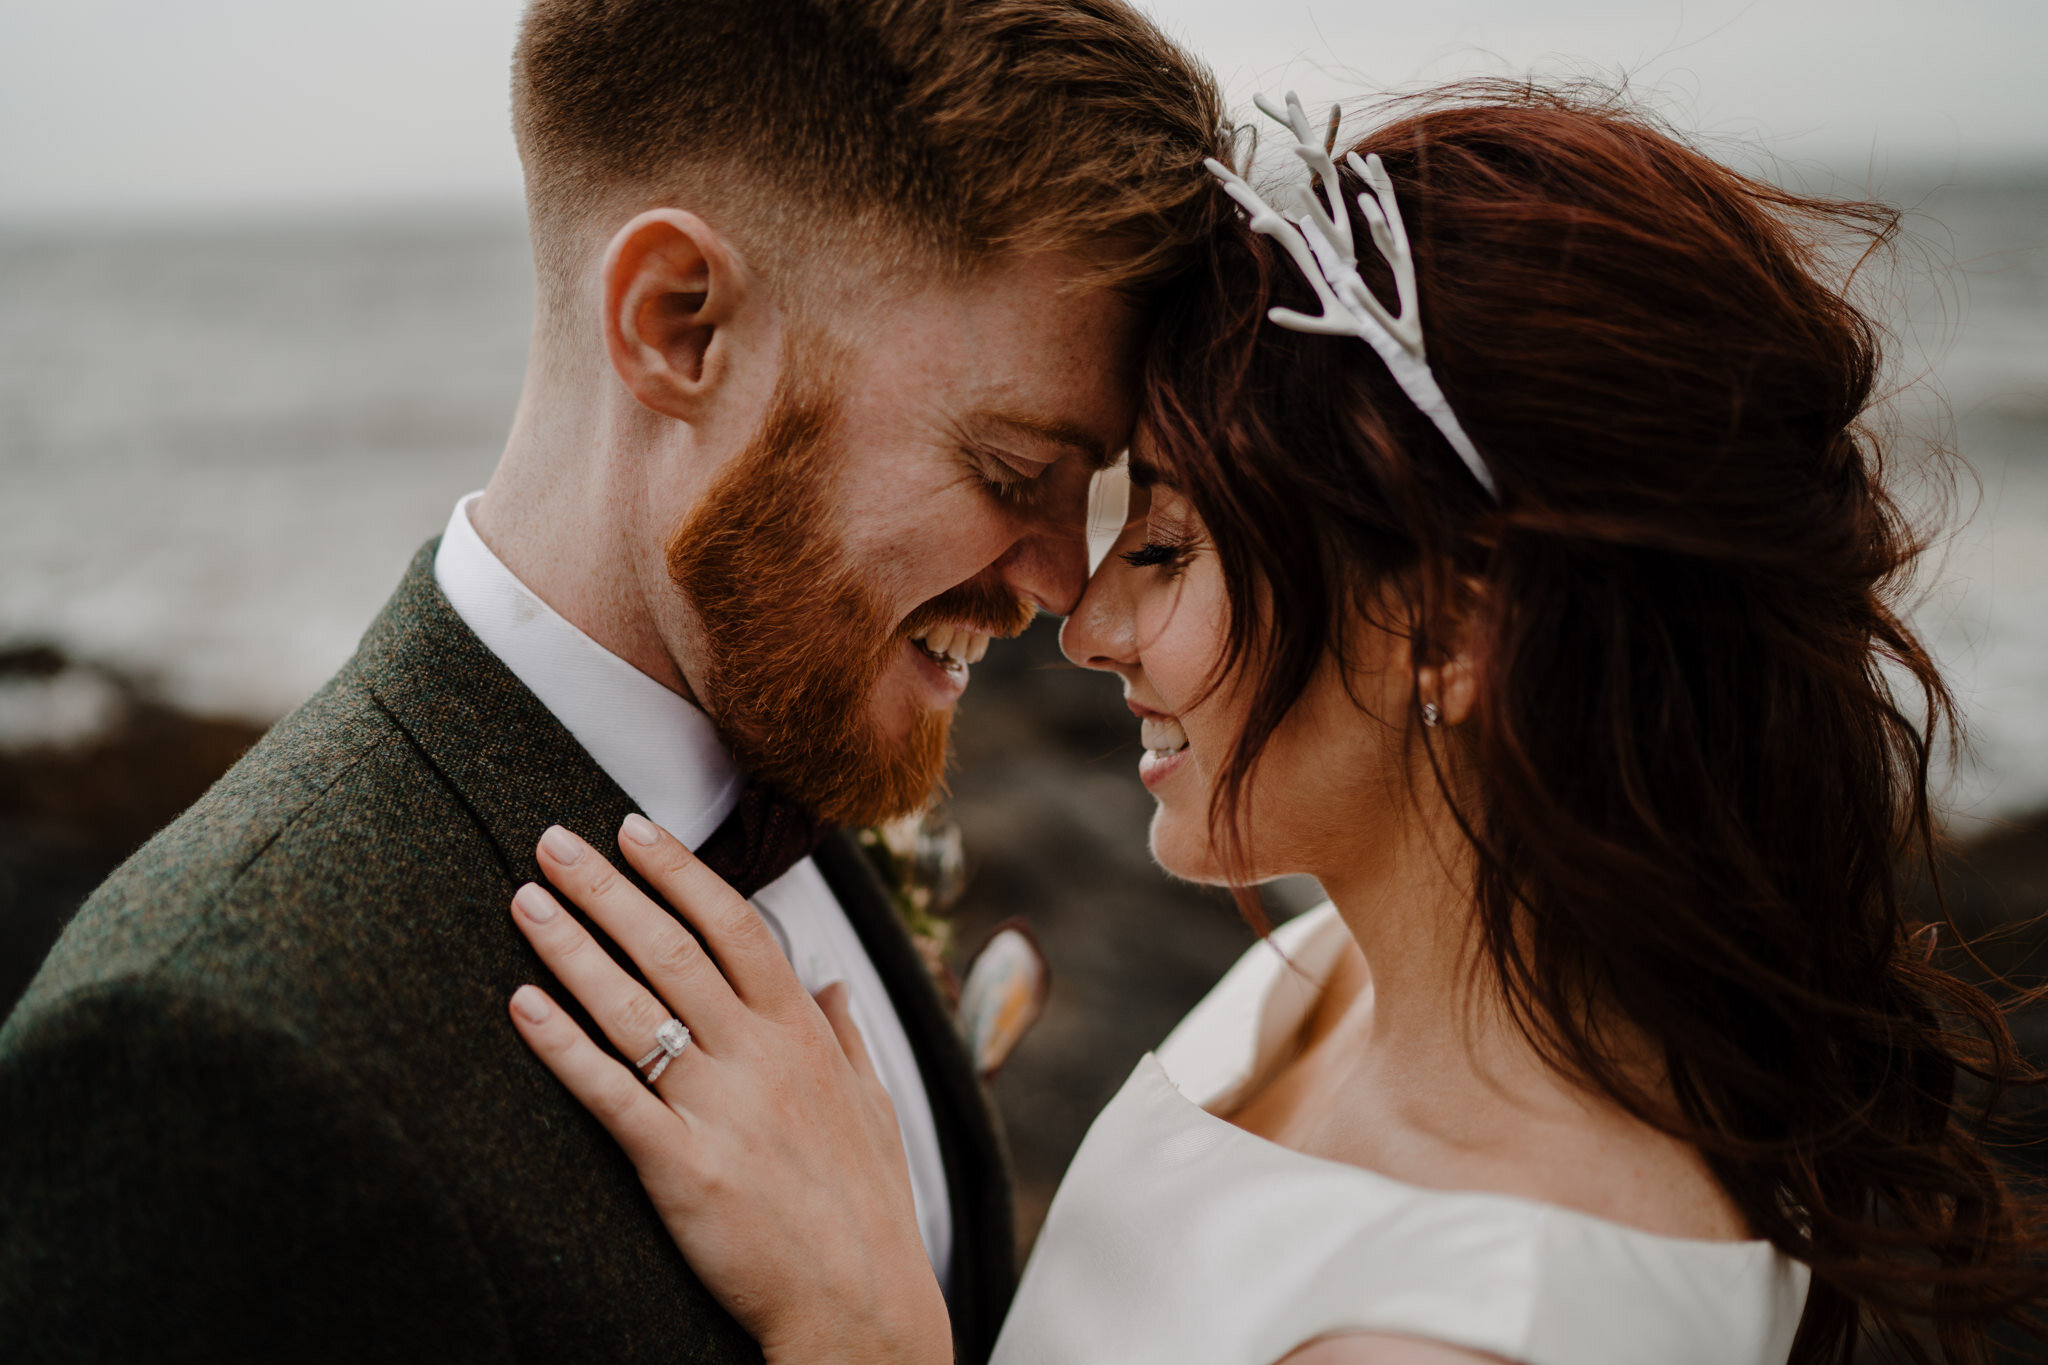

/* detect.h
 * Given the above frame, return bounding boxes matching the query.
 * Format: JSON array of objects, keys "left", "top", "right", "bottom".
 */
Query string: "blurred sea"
[
  {"left": 0, "top": 208, "right": 533, "bottom": 724},
  {"left": 0, "top": 170, "right": 2045, "bottom": 821}
]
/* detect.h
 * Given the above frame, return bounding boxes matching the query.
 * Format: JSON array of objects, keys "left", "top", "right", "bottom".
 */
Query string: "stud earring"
[{"left": 1421, "top": 701, "right": 1441, "bottom": 728}]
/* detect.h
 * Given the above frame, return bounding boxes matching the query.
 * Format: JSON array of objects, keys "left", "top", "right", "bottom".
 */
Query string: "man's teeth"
[
  {"left": 913, "top": 625, "right": 991, "bottom": 669},
  {"left": 1140, "top": 716, "right": 1189, "bottom": 756}
]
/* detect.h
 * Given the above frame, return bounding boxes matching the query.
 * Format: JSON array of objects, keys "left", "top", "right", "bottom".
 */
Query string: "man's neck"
[{"left": 469, "top": 355, "right": 697, "bottom": 701}]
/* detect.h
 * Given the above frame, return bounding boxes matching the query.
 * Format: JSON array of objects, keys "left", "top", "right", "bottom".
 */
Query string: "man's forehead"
[{"left": 845, "top": 256, "right": 1141, "bottom": 463}]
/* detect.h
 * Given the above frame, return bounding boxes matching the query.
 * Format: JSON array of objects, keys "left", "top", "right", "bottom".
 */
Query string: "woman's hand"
[{"left": 505, "top": 814, "right": 952, "bottom": 1365}]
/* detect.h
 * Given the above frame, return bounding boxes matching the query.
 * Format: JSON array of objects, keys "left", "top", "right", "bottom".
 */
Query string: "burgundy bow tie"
[{"left": 691, "top": 781, "right": 831, "bottom": 899}]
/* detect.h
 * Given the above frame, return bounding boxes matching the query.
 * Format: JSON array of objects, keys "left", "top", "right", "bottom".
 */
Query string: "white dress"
[{"left": 991, "top": 905, "right": 1810, "bottom": 1365}]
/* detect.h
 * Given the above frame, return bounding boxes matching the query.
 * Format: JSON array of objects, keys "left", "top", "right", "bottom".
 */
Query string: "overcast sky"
[{"left": 2, "top": 0, "right": 2042, "bottom": 219}]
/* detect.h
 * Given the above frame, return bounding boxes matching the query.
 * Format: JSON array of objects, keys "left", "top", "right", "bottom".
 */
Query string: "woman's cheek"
[
  {"left": 1135, "top": 559, "right": 1227, "bottom": 688},
  {"left": 1136, "top": 561, "right": 1239, "bottom": 883},
  {"left": 1144, "top": 699, "right": 1241, "bottom": 884}
]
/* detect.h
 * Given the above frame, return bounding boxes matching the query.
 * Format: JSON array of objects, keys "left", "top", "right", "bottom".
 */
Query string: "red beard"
[{"left": 665, "top": 364, "right": 1034, "bottom": 828}]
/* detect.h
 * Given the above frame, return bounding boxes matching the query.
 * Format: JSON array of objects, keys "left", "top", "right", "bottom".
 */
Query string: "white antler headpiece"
[{"left": 1205, "top": 93, "right": 1498, "bottom": 499}]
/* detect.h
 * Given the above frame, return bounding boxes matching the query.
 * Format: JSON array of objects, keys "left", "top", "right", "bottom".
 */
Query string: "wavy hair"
[{"left": 1140, "top": 80, "right": 2048, "bottom": 1363}]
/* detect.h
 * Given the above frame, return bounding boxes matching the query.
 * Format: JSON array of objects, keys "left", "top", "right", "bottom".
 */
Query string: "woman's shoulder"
[{"left": 1154, "top": 901, "right": 1352, "bottom": 1115}]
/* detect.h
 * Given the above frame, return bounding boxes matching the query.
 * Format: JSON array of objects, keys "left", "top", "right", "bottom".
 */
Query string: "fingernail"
[
  {"left": 540, "top": 825, "right": 583, "bottom": 865},
  {"left": 511, "top": 985, "right": 551, "bottom": 1024},
  {"left": 513, "top": 882, "right": 557, "bottom": 923},
  {"left": 621, "top": 813, "right": 661, "bottom": 846}
]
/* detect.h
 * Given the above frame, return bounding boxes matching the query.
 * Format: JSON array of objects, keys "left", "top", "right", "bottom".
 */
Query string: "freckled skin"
[
  {"left": 475, "top": 210, "right": 1142, "bottom": 815},
  {"left": 822, "top": 260, "right": 1141, "bottom": 750}
]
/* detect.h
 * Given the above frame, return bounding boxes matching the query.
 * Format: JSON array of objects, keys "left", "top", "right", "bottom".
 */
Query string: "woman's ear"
[
  {"left": 1422, "top": 652, "right": 1479, "bottom": 728},
  {"left": 1414, "top": 582, "right": 1482, "bottom": 727},
  {"left": 600, "top": 209, "right": 747, "bottom": 420}
]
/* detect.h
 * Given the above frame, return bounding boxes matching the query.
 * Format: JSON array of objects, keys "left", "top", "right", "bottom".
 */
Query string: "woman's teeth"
[
  {"left": 913, "top": 625, "right": 991, "bottom": 671},
  {"left": 1140, "top": 715, "right": 1189, "bottom": 758}
]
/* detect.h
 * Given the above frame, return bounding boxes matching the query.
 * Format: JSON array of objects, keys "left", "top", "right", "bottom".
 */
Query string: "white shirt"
[{"left": 435, "top": 492, "right": 953, "bottom": 1288}]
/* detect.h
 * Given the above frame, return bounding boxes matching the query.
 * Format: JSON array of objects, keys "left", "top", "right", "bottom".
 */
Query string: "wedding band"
[{"left": 634, "top": 1018, "right": 691, "bottom": 1085}]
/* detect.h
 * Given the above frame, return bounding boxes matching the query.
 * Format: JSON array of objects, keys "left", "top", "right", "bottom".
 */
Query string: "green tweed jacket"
[{"left": 0, "top": 543, "right": 1014, "bottom": 1364}]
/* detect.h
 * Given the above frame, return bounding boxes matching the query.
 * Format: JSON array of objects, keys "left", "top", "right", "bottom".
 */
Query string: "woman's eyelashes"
[
  {"left": 1120, "top": 490, "right": 1203, "bottom": 573},
  {"left": 1120, "top": 536, "right": 1194, "bottom": 572}
]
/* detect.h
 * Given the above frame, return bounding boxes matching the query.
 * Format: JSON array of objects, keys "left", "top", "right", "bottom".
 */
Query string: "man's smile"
[
  {"left": 909, "top": 625, "right": 992, "bottom": 672},
  {"left": 900, "top": 635, "right": 973, "bottom": 707}
]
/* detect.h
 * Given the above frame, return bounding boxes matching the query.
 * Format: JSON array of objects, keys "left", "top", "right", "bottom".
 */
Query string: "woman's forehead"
[{"left": 1123, "top": 428, "right": 1182, "bottom": 491}]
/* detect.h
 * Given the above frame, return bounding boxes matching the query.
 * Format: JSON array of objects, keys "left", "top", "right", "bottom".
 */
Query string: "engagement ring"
[{"left": 635, "top": 1018, "right": 690, "bottom": 1085}]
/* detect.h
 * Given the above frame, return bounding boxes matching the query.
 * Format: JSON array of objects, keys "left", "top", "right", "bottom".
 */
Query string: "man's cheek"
[
  {"left": 856, "top": 504, "right": 1012, "bottom": 613},
  {"left": 926, "top": 509, "right": 1019, "bottom": 589}
]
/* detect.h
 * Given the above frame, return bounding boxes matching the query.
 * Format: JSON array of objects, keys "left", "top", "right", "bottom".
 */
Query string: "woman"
[{"left": 502, "top": 84, "right": 2048, "bottom": 1362}]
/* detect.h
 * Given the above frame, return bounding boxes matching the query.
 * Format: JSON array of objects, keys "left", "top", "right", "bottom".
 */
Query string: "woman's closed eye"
[
  {"left": 1120, "top": 538, "right": 1194, "bottom": 572},
  {"left": 1119, "top": 487, "right": 1204, "bottom": 574}
]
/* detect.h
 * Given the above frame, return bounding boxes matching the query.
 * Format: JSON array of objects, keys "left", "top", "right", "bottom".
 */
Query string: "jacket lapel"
[
  {"left": 357, "top": 543, "right": 640, "bottom": 892},
  {"left": 364, "top": 543, "right": 1016, "bottom": 1360}
]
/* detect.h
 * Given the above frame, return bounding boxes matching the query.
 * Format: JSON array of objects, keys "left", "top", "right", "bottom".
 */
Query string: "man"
[{"left": 0, "top": 1, "right": 1223, "bottom": 1359}]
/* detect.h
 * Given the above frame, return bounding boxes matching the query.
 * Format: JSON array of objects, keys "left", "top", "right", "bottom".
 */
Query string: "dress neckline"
[{"left": 1153, "top": 903, "right": 1780, "bottom": 1256}]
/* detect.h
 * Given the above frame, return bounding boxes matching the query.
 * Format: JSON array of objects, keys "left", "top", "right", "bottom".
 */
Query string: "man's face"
[{"left": 667, "top": 251, "right": 1142, "bottom": 827}]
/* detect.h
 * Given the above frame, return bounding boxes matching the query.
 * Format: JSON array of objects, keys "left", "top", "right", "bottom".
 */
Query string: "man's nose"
[{"left": 991, "top": 519, "right": 1090, "bottom": 617}]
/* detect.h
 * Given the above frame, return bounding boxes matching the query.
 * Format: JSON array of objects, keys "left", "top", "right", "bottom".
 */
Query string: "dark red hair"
[{"left": 1141, "top": 80, "right": 2047, "bottom": 1362}]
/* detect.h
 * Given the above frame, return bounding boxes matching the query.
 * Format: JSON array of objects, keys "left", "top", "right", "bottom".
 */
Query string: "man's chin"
[
  {"left": 742, "top": 707, "right": 952, "bottom": 831},
  {"left": 834, "top": 710, "right": 953, "bottom": 829}
]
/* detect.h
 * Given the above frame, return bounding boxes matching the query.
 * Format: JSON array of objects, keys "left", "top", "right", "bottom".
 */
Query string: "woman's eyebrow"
[{"left": 1123, "top": 453, "right": 1179, "bottom": 490}]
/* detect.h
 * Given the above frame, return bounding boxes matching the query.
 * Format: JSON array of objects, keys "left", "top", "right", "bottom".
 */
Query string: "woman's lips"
[
  {"left": 1139, "top": 715, "right": 1187, "bottom": 752},
  {"left": 1137, "top": 713, "right": 1190, "bottom": 789},
  {"left": 1138, "top": 744, "right": 1190, "bottom": 788}
]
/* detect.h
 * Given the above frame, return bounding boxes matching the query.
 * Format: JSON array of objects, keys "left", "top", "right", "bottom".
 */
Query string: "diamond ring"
[{"left": 634, "top": 1018, "right": 691, "bottom": 1085}]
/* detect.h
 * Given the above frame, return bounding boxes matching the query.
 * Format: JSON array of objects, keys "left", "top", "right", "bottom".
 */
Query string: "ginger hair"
[{"left": 512, "top": 0, "right": 1229, "bottom": 327}]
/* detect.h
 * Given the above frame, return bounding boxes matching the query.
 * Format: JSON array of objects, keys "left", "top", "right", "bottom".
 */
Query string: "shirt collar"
[{"left": 432, "top": 492, "right": 743, "bottom": 850}]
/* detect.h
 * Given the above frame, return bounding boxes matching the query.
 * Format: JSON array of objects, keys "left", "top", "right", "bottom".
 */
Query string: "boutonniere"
[
  {"left": 857, "top": 809, "right": 1049, "bottom": 1080},
  {"left": 856, "top": 810, "right": 966, "bottom": 996}
]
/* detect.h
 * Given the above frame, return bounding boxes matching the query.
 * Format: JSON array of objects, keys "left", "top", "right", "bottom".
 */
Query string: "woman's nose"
[{"left": 1059, "top": 529, "right": 1141, "bottom": 672}]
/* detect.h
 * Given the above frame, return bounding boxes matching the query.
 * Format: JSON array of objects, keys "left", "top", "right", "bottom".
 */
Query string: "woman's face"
[{"left": 1059, "top": 466, "right": 1423, "bottom": 886}]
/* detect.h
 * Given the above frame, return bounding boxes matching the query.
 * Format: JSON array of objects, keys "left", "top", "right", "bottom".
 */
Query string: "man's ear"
[{"left": 600, "top": 209, "right": 748, "bottom": 420}]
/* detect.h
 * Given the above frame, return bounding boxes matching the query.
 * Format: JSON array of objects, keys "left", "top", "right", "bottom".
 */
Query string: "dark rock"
[{"left": 0, "top": 648, "right": 264, "bottom": 1013}]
